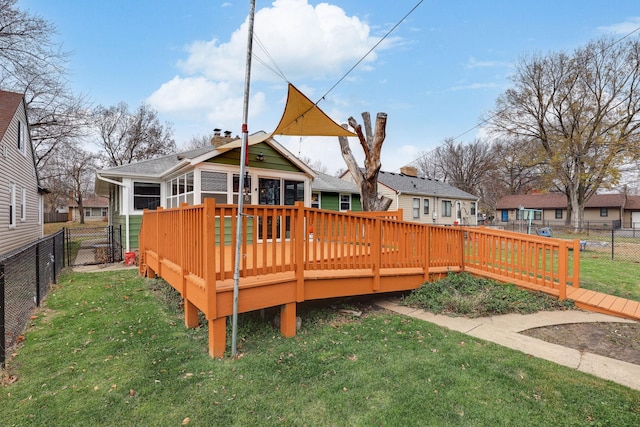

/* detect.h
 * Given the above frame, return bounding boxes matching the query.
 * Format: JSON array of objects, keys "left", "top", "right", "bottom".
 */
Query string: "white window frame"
[
  {"left": 311, "top": 192, "right": 321, "bottom": 209},
  {"left": 17, "top": 120, "right": 27, "bottom": 156},
  {"left": 412, "top": 197, "right": 420, "bottom": 219},
  {"left": 442, "top": 200, "right": 452, "bottom": 217},
  {"left": 21, "top": 188, "right": 26, "bottom": 221},
  {"left": 339, "top": 193, "right": 351, "bottom": 212},
  {"left": 200, "top": 170, "right": 229, "bottom": 204},
  {"left": 9, "top": 183, "right": 16, "bottom": 228},
  {"left": 423, "top": 198, "right": 429, "bottom": 215},
  {"left": 133, "top": 181, "right": 161, "bottom": 212}
]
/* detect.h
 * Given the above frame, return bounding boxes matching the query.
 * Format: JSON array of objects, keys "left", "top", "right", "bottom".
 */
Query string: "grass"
[
  {"left": 1, "top": 269, "right": 638, "bottom": 426},
  {"left": 402, "top": 272, "right": 575, "bottom": 317},
  {"left": 579, "top": 254, "right": 640, "bottom": 301}
]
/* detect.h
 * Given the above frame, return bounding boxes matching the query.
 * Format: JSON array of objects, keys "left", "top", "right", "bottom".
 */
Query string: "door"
[{"left": 258, "top": 178, "right": 281, "bottom": 240}]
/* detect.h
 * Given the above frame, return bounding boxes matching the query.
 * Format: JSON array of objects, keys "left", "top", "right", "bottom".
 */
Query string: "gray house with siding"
[
  {"left": 341, "top": 166, "right": 479, "bottom": 225},
  {"left": 95, "top": 131, "right": 316, "bottom": 252},
  {"left": 0, "top": 90, "right": 45, "bottom": 256}
]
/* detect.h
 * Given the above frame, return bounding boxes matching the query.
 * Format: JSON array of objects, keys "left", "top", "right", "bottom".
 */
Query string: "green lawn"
[
  {"left": 579, "top": 253, "right": 640, "bottom": 301},
  {"left": 1, "top": 270, "right": 638, "bottom": 426}
]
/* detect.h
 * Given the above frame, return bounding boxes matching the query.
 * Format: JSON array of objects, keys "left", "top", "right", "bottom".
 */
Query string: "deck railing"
[{"left": 138, "top": 200, "right": 580, "bottom": 356}]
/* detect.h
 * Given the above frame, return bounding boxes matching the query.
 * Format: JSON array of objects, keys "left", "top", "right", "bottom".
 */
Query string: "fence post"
[
  {"left": 295, "top": 202, "right": 305, "bottom": 302},
  {"left": 0, "top": 263, "right": 5, "bottom": 367},
  {"left": 372, "top": 217, "right": 381, "bottom": 291},
  {"left": 35, "top": 243, "right": 41, "bottom": 306},
  {"left": 611, "top": 228, "right": 614, "bottom": 260}
]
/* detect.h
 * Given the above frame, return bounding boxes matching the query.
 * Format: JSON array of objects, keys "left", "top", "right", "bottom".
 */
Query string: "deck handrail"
[{"left": 138, "top": 201, "right": 580, "bottom": 356}]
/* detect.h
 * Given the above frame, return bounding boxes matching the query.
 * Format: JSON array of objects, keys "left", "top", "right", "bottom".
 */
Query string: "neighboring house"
[
  {"left": 341, "top": 166, "right": 479, "bottom": 225},
  {"left": 495, "top": 193, "right": 640, "bottom": 228},
  {"left": 311, "top": 171, "right": 362, "bottom": 212},
  {"left": 95, "top": 131, "right": 315, "bottom": 252},
  {"left": 0, "top": 90, "right": 45, "bottom": 256},
  {"left": 68, "top": 196, "right": 109, "bottom": 222}
]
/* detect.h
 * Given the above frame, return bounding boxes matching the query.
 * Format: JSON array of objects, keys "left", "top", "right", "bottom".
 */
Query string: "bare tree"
[
  {"left": 491, "top": 137, "right": 542, "bottom": 195},
  {"left": 299, "top": 155, "right": 329, "bottom": 174},
  {"left": 93, "top": 102, "right": 176, "bottom": 167},
  {"left": 0, "top": 0, "right": 90, "bottom": 176},
  {"left": 490, "top": 37, "right": 640, "bottom": 229},
  {"left": 338, "top": 112, "right": 392, "bottom": 211},
  {"left": 46, "top": 142, "right": 98, "bottom": 224}
]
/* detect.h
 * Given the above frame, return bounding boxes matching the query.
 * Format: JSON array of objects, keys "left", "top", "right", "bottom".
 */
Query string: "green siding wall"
[
  {"left": 207, "top": 142, "right": 302, "bottom": 172},
  {"left": 319, "top": 192, "right": 362, "bottom": 212}
]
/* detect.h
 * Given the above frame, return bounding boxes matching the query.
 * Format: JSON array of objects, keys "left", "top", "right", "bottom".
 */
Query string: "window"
[
  {"left": 21, "top": 188, "right": 26, "bottom": 221},
  {"left": 339, "top": 194, "right": 351, "bottom": 211},
  {"left": 17, "top": 120, "right": 26, "bottom": 155},
  {"left": 600, "top": 207, "right": 608, "bottom": 217},
  {"left": 442, "top": 200, "right": 452, "bottom": 217},
  {"left": 201, "top": 171, "right": 228, "bottom": 204},
  {"left": 9, "top": 183, "right": 16, "bottom": 227},
  {"left": 101, "top": 208, "right": 108, "bottom": 217},
  {"left": 167, "top": 172, "right": 195, "bottom": 208},
  {"left": 423, "top": 198, "right": 429, "bottom": 215},
  {"left": 534, "top": 211, "right": 542, "bottom": 220},
  {"left": 555, "top": 209, "right": 563, "bottom": 219},
  {"left": 284, "top": 180, "right": 304, "bottom": 205},
  {"left": 412, "top": 198, "right": 420, "bottom": 218},
  {"left": 84, "top": 208, "right": 92, "bottom": 217},
  {"left": 311, "top": 192, "right": 321, "bottom": 208},
  {"left": 470, "top": 202, "right": 476, "bottom": 216},
  {"left": 133, "top": 182, "right": 161, "bottom": 210}
]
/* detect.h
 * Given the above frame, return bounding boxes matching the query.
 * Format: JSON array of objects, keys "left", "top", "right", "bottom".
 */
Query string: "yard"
[{"left": 1, "top": 269, "right": 638, "bottom": 426}]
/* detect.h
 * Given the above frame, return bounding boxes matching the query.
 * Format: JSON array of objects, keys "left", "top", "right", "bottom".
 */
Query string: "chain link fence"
[
  {"left": 496, "top": 221, "right": 640, "bottom": 262},
  {"left": 1, "top": 230, "right": 65, "bottom": 367}
]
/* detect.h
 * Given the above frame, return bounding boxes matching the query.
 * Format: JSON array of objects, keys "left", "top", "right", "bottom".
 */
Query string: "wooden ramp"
[{"left": 567, "top": 288, "right": 640, "bottom": 320}]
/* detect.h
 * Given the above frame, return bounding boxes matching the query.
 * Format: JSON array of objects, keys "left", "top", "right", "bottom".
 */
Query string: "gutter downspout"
[{"left": 96, "top": 174, "right": 130, "bottom": 252}]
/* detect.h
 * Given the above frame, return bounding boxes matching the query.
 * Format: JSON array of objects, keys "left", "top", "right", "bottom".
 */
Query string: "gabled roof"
[
  {"left": 496, "top": 193, "right": 634, "bottom": 210},
  {"left": 375, "top": 170, "right": 477, "bottom": 200},
  {"left": 312, "top": 171, "right": 359, "bottom": 194},
  {"left": 96, "top": 131, "right": 315, "bottom": 180},
  {"left": 0, "top": 90, "right": 25, "bottom": 141}
]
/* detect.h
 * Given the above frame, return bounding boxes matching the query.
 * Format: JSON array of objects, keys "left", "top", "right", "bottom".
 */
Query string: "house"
[
  {"left": 0, "top": 90, "right": 45, "bottom": 256},
  {"left": 68, "top": 196, "right": 109, "bottom": 222},
  {"left": 311, "top": 171, "right": 362, "bottom": 211},
  {"left": 95, "top": 131, "right": 316, "bottom": 252},
  {"left": 341, "top": 166, "right": 479, "bottom": 225},
  {"left": 495, "top": 193, "right": 640, "bottom": 228}
]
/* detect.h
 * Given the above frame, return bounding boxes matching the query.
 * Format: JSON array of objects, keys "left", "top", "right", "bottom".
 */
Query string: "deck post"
[
  {"left": 295, "top": 202, "right": 305, "bottom": 302},
  {"left": 423, "top": 224, "right": 430, "bottom": 282},
  {"left": 572, "top": 239, "right": 580, "bottom": 289},
  {"left": 184, "top": 300, "right": 199, "bottom": 328},
  {"left": 280, "top": 302, "right": 297, "bottom": 338},
  {"left": 558, "top": 241, "right": 567, "bottom": 300},
  {"left": 372, "top": 217, "right": 381, "bottom": 291},
  {"left": 209, "top": 317, "right": 227, "bottom": 358},
  {"left": 204, "top": 198, "right": 218, "bottom": 320}
]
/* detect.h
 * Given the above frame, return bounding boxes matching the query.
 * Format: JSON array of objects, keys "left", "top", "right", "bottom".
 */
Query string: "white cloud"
[
  {"left": 177, "top": 0, "right": 380, "bottom": 83},
  {"left": 148, "top": 0, "right": 394, "bottom": 146},
  {"left": 449, "top": 82, "right": 499, "bottom": 91},
  {"left": 598, "top": 17, "right": 640, "bottom": 35},
  {"left": 465, "top": 57, "right": 511, "bottom": 69}
]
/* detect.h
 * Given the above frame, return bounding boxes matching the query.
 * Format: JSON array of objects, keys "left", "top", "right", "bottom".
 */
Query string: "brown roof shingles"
[
  {"left": 496, "top": 193, "right": 640, "bottom": 210},
  {"left": 0, "top": 90, "right": 25, "bottom": 141}
]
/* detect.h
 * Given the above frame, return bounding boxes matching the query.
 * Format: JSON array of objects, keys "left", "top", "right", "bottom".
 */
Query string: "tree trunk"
[{"left": 338, "top": 112, "right": 392, "bottom": 211}]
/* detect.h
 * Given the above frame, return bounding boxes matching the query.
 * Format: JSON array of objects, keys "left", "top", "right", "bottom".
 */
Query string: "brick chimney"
[{"left": 400, "top": 165, "right": 418, "bottom": 177}]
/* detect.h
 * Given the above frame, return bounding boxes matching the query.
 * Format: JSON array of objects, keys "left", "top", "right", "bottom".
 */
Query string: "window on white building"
[
  {"left": 423, "top": 198, "right": 430, "bottom": 215},
  {"left": 9, "top": 183, "right": 16, "bottom": 227},
  {"left": 442, "top": 200, "right": 452, "bottom": 217},
  {"left": 133, "top": 182, "right": 161, "bottom": 210},
  {"left": 412, "top": 198, "right": 420, "bottom": 218},
  {"left": 21, "top": 188, "right": 26, "bottom": 221},
  {"left": 339, "top": 194, "right": 351, "bottom": 211},
  {"left": 200, "top": 171, "right": 228, "bottom": 204}
]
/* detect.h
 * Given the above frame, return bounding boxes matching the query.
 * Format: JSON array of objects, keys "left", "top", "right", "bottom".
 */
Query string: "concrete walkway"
[{"left": 377, "top": 299, "right": 640, "bottom": 391}]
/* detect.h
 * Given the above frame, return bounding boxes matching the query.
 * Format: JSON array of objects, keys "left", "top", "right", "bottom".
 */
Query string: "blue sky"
[{"left": 19, "top": 0, "right": 640, "bottom": 174}]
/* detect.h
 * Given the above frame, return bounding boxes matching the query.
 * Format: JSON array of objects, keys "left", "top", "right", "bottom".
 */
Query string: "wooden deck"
[{"left": 139, "top": 200, "right": 639, "bottom": 357}]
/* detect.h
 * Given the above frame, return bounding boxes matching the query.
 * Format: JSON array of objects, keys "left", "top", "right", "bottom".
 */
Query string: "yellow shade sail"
[{"left": 272, "top": 83, "right": 356, "bottom": 137}]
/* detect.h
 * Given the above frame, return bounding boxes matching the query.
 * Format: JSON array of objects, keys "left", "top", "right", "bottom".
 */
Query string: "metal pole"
[{"left": 231, "top": 0, "right": 256, "bottom": 357}]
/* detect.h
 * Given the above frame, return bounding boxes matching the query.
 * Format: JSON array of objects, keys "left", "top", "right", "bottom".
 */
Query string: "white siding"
[{"left": 0, "top": 100, "right": 43, "bottom": 255}]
